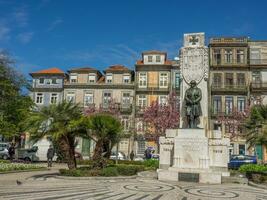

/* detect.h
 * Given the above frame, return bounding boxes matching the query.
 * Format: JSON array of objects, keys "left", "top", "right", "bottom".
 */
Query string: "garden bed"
[
  {"left": 239, "top": 164, "right": 267, "bottom": 184},
  {"left": 60, "top": 159, "right": 159, "bottom": 177},
  {"left": 0, "top": 160, "right": 46, "bottom": 173}
]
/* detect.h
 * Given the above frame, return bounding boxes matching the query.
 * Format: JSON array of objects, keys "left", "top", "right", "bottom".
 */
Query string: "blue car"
[{"left": 228, "top": 155, "right": 257, "bottom": 169}]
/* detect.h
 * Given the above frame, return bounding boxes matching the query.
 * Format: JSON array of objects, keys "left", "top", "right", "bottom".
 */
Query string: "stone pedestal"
[{"left": 158, "top": 128, "right": 230, "bottom": 184}]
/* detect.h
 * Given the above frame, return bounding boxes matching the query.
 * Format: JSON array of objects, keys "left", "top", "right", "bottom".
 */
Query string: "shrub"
[
  {"left": 239, "top": 164, "right": 267, "bottom": 174},
  {"left": 0, "top": 160, "right": 10, "bottom": 164},
  {"left": 59, "top": 168, "right": 101, "bottom": 177},
  {"left": 116, "top": 164, "right": 145, "bottom": 176},
  {"left": 100, "top": 167, "right": 119, "bottom": 177},
  {"left": 117, "top": 160, "right": 144, "bottom": 165},
  {"left": 143, "top": 159, "right": 159, "bottom": 169}
]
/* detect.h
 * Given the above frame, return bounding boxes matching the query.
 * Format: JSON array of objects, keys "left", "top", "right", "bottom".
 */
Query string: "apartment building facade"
[{"left": 134, "top": 51, "right": 179, "bottom": 154}]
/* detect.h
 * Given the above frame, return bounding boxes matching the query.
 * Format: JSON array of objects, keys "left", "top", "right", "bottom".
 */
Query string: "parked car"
[
  {"left": 228, "top": 155, "right": 257, "bottom": 169},
  {"left": 110, "top": 151, "right": 126, "bottom": 160},
  {"left": 0, "top": 142, "right": 10, "bottom": 160},
  {"left": 18, "top": 146, "right": 39, "bottom": 162}
]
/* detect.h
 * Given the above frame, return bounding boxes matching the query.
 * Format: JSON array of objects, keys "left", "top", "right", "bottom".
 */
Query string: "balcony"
[
  {"left": 120, "top": 104, "right": 133, "bottom": 114},
  {"left": 136, "top": 83, "right": 170, "bottom": 92},
  {"left": 211, "top": 84, "right": 248, "bottom": 93},
  {"left": 210, "top": 59, "right": 248, "bottom": 67},
  {"left": 250, "top": 59, "right": 267, "bottom": 66},
  {"left": 135, "top": 106, "right": 146, "bottom": 115},
  {"left": 251, "top": 82, "right": 267, "bottom": 92}
]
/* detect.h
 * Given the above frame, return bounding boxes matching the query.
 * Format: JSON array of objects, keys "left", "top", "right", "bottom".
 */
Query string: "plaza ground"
[{"left": 0, "top": 165, "right": 267, "bottom": 200}]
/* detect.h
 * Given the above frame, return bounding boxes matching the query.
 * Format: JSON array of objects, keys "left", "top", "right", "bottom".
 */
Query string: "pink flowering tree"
[
  {"left": 142, "top": 91, "right": 180, "bottom": 143},
  {"left": 217, "top": 106, "right": 251, "bottom": 139}
]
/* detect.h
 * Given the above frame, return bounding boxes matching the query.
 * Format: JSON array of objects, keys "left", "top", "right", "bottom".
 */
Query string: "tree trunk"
[{"left": 92, "top": 139, "right": 103, "bottom": 160}]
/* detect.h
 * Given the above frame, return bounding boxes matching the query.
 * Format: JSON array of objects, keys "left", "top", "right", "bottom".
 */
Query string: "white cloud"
[
  {"left": 47, "top": 19, "right": 63, "bottom": 31},
  {"left": 17, "top": 32, "right": 34, "bottom": 44},
  {"left": 0, "top": 23, "right": 10, "bottom": 42},
  {"left": 12, "top": 6, "right": 29, "bottom": 27}
]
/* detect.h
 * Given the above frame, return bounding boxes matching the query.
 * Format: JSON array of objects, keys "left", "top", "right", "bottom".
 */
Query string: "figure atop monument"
[{"left": 184, "top": 80, "right": 202, "bottom": 128}]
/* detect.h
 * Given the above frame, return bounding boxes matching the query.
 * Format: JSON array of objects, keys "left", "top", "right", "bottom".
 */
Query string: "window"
[
  {"left": 106, "top": 74, "right": 112, "bottom": 83},
  {"left": 237, "top": 97, "right": 246, "bottom": 112},
  {"left": 148, "top": 55, "right": 153, "bottom": 62},
  {"left": 213, "top": 49, "right": 221, "bottom": 65},
  {"left": 88, "top": 74, "right": 95, "bottom": 83},
  {"left": 213, "top": 73, "right": 222, "bottom": 88},
  {"left": 103, "top": 92, "right": 111, "bottom": 104},
  {"left": 121, "top": 118, "right": 130, "bottom": 131},
  {"left": 36, "top": 93, "right": 43, "bottom": 104},
  {"left": 159, "top": 95, "right": 167, "bottom": 105},
  {"left": 159, "top": 72, "right": 168, "bottom": 88},
  {"left": 51, "top": 78, "right": 57, "bottom": 84},
  {"left": 225, "top": 73, "right": 234, "bottom": 87},
  {"left": 250, "top": 49, "right": 261, "bottom": 64},
  {"left": 224, "top": 49, "right": 233, "bottom": 63},
  {"left": 84, "top": 92, "right": 94, "bottom": 106},
  {"left": 239, "top": 144, "right": 246, "bottom": 155},
  {"left": 252, "top": 71, "right": 261, "bottom": 87},
  {"left": 70, "top": 75, "right": 77, "bottom": 83},
  {"left": 175, "top": 72, "right": 180, "bottom": 88},
  {"left": 66, "top": 92, "right": 75, "bottom": 102},
  {"left": 138, "top": 95, "right": 147, "bottom": 108},
  {"left": 213, "top": 96, "right": 222, "bottom": 114},
  {"left": 50, "top": 93, "right": 58, "bottom": 104},
  {"left": 237, "top": 50, "right": 244, "bottom": 63},
  {"left": 225, "top": 96, "right": 233, "bottom": 115},
  {"left": 237, "top": 73, "right": 245, "bottom": 86},
  {"left": 123, "top": 75, "right": 130, "bottom": 84},
  {"left": 122, "top": 92, "right": 131, "bottom": 106},
  {"left": 39, "top": 78, "right": 44, "bottom": 84},
  {"left": 156, "top": 55, "right": 161, "bottom": 62},
  {"left": 46, "top": 79, "right": 51, "bottom": 85},
  {"left": 139, "top": 72, "right": 147, "bottom": 87}
]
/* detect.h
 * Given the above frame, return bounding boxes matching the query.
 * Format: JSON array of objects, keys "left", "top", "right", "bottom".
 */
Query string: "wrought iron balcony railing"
[
  {"left": 211, "top": 84, "right": 248, "bottom": 92},
  {"left": 136, "top": 83, "right": 170, "bottom": 91}
]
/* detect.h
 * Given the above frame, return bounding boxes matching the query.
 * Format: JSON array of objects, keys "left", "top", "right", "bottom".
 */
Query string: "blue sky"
[{"left": 0, "top": 0, "right": 266, "bottom": 77}]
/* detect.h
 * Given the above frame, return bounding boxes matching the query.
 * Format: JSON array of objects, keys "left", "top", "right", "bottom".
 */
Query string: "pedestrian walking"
[
  {"left": 130, "top": 150, "right": 134, "bottom": 161},
  {"left": 47, "top": 145, "right": 55, "bottom": 167},
  {"left": 8, "top": 143, "right": 15, "bottom": 160}
]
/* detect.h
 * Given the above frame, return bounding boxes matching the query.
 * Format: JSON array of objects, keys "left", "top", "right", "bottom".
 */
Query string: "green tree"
[
  {"left": 245, "top": 105, "right": 267, "bottom": 148},
  {"left": 0, "top": 51, "right": 33, "bottom": 141},
  {"left": 26, "top": 101, "right": 83, "bottom": 169},
  {"left": 80, "top": 114, "right": 122, "bottom": 169}
]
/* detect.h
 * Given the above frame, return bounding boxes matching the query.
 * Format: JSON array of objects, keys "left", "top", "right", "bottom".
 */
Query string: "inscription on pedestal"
[{"left": 178, "top": 173, "right": 199, "bottom": 182}]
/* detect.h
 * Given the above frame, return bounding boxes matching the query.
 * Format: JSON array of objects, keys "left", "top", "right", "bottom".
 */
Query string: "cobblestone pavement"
[{"left": 0, "top": 170, "right": 267, "bottom": 200}]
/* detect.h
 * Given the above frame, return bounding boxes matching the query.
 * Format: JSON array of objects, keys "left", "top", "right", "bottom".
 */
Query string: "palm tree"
[
  {"left": 82, "top": 114, "right": 122, "bottom": 168},
  {"left": 26, "top": 101, "right": 83, "bottom": 169},
  {"left": 245, "top": 105, "right": 267, "bottom": 150}
]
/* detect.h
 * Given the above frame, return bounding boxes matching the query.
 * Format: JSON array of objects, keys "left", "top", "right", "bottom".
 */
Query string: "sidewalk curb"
[
  {"left": 56, "top": 175, "right": 137, "bottom": 180},
  {"left": 0, "top": 168, "right": 48, "bottom": 174},
  {"left": 248, "top": 181, "right": 267, "bottom": 189}
]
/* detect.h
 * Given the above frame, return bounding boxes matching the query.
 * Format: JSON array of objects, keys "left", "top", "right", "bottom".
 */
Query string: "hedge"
[{"left": 239, "top": 164, "right": 267, "bottom": 174}]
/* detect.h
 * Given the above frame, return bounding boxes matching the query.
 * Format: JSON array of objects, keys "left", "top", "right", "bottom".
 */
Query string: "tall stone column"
[{"left": 179, "top": 33, "right": 209, "bottom": 131}]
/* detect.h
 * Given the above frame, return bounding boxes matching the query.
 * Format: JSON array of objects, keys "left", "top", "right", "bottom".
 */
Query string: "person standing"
[
  {"left": 129, "top": 150, "right": 134, "bottom": 161},
  {"left": 8, "top": 143, "right": 15, "bottom": 160},
  {"left": 47, "top": 145, "right": 55, "bottom": 167}
]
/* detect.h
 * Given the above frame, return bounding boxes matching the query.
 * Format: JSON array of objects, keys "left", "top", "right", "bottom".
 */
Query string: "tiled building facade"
[{"left": 29, "top": 36, "right": 267, "bottom": 161}]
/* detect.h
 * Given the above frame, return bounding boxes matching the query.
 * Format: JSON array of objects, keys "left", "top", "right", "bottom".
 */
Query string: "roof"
[
  {"left": 136, "top": 60, "right": 172, "bottom": 65},
  {"left": 104, "top": 65, "right": 132, "bottom": 73},
  {"left": 142, "top": 50, "right": 167, "bottom": 55},
  {"left": 68, "top": 67, "right": 99, "bottom": 73},
  {"left": 30, "top": 68, "right": 65, "bottom": 76}
]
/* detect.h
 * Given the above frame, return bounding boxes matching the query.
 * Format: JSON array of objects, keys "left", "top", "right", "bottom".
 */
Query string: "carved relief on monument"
[{"left": 180, "top": 48, "right": 209, "bottom": 85}]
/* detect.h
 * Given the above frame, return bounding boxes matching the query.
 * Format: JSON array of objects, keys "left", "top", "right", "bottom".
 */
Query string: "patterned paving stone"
[{"left": 0, "top": 172, "right": 267, "bottom": 200}]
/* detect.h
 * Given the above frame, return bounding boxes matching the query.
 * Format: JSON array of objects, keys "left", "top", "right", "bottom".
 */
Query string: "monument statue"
[{"left": 184, "top": 80, "right": 202, "bottom": 128}]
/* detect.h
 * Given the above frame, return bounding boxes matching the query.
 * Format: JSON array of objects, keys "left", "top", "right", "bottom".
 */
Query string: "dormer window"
[
  {"left": 39, "top": 78, "right": 44, "bottom": 84},
  {"left": 123, "top": 75, "right": 130, "bottom": 84},
  {"left": 106, "top": 73, "right": 112, "bottom": 83},
  {"left": 156, "top": 55, "right": 161, "bottom": 62},
  {"left": 88, "top": 74, "right": 96, "bottom": 83},
  {"left": 52, "top": 78, "right": 57, "bottom": 84},
  {"left": 148, "top": 55, "right": 153, "bottom": 62},
  {"left": 70, "top": 75, "right": 77, "bottom": 83}
]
